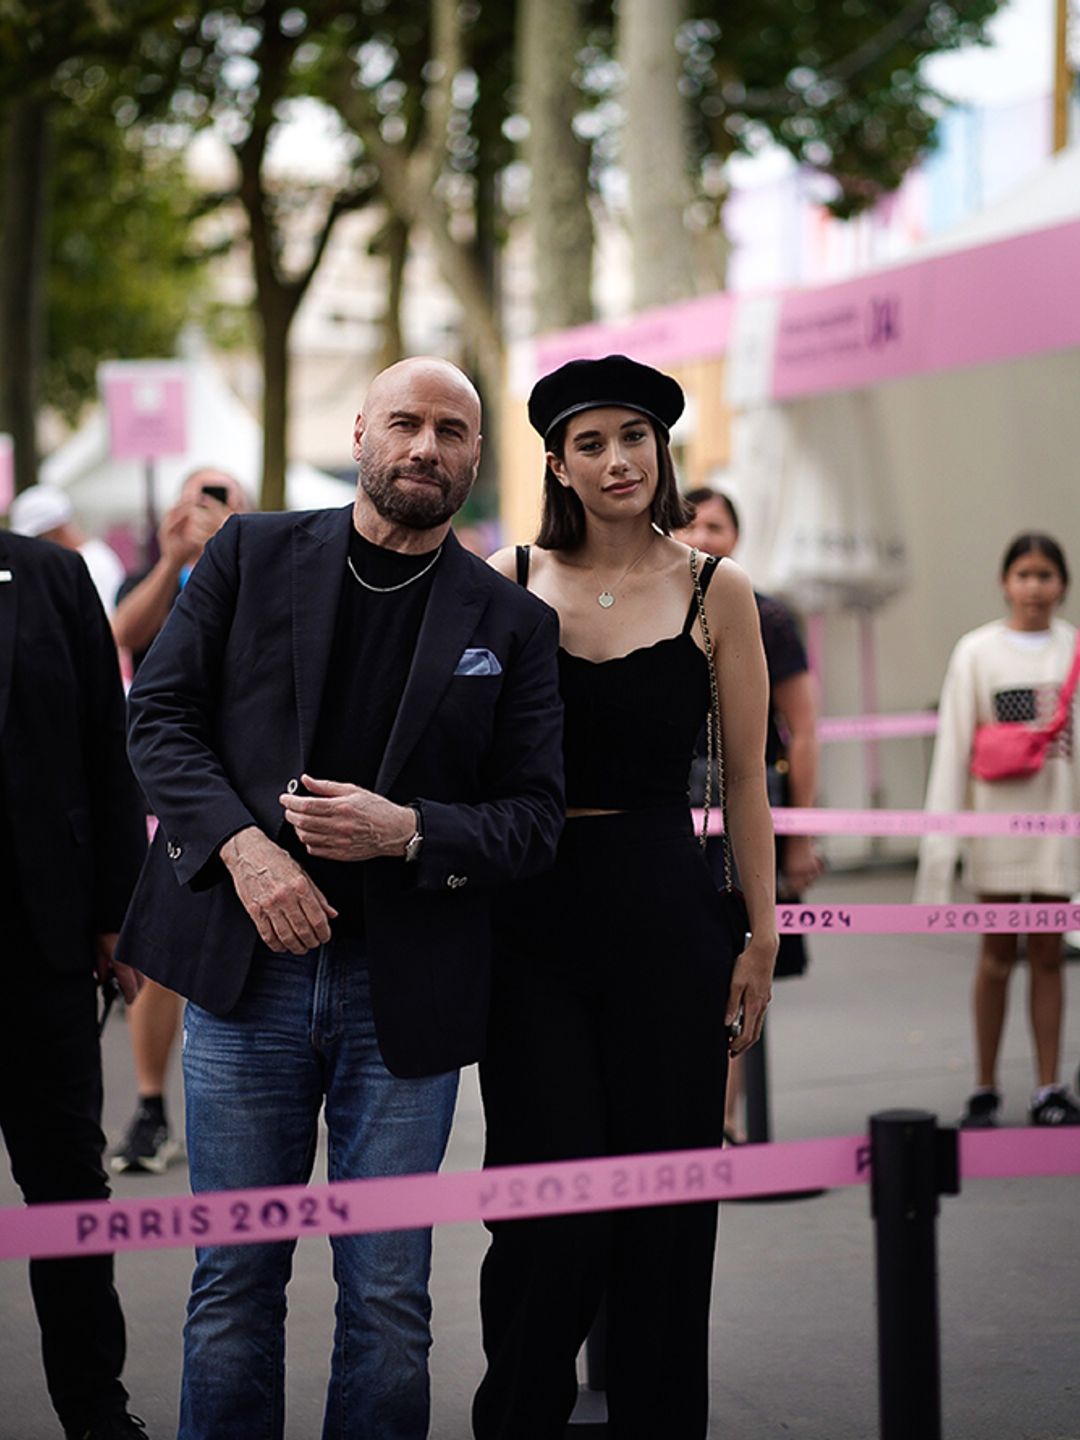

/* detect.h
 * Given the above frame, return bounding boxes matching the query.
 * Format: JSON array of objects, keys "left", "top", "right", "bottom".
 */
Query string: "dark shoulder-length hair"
[
  {"left": 1000, "top": 531, "right": 1069, "bottom": 588},
  {"left": 535, "top": 416, "right": 694, "bottom": 551}
]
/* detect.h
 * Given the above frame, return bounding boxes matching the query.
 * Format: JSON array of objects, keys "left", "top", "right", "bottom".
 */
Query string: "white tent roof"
[{"left": 40, "top": 360, "right": 354, "bottom": 530}]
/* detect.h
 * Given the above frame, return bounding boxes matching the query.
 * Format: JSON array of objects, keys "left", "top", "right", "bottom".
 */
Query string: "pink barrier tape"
[
  {"left": 959, "top": 1128, "right": 1080, "bottom": 1179},
  {"left": 777, "top": 903, "right": 1080, "bottom": 934},
  {"left": 2, "top": 1131, "right": 1077, "bottom": 1263},
  {"left": 695, "top": 808, "right": 1080, "bottom": 838},
  {"left": 818, "top": 712, "right": 939, "bottom": 743},
  {"left": 0, "top": 1137, "right": 867, "bottom": 1261}
]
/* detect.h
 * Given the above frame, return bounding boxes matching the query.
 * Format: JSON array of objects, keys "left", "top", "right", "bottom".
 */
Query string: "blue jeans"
[{"left": 179, "top": 939, "right": 459, "bottom": 1440}]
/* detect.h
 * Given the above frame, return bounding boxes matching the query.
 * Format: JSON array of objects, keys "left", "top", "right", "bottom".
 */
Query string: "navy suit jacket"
[
  {"left": 0, "top": 534, "right": 146, "bottom": 969},
  {"left": 118, "top": 506, "right": 564, "bottom": 1077}
]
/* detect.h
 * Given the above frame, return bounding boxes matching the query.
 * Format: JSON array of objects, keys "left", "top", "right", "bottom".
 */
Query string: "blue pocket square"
[{"left": 454, "top": 647, "right": 502, "bottom": 677}]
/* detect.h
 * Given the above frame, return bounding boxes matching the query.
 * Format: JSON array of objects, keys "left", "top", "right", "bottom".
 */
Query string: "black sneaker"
[
  {"left": 110, "top": 1101, "right": 179, "bottom": 1175},
  {"left": 69, "top": 1410, "right": 149, "bottom": 1439},
  {"left": 959, "top": 1090, "right": 1001, "bottom": 1128},
  {"left": 1029, "top": 1088, "right": 1080, "bottom": 1126}
]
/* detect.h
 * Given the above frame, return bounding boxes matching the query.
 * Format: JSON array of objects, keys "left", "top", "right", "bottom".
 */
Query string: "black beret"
[{"left": 527, "top": 354, "right": 685, "bottom": 443}]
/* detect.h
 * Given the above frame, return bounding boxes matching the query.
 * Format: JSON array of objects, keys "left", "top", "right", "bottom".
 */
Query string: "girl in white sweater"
[{"left": 916, "top": 533, "right": 1080, "bottom": 1128}]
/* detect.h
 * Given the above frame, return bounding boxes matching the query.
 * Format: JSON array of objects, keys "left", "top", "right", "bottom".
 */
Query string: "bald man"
[{"left": 117, "top": 359, "right": 565, "bottom": 1439}]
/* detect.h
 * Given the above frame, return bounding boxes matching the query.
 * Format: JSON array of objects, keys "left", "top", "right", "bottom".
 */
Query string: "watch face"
[{"left": 405, "top": 831, "right": 423, "bottom": 862}]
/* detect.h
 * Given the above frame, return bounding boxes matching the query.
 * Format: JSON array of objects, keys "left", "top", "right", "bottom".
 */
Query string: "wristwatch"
[{"left": 403, "top": 804, "right": 424, "bottom": 864}]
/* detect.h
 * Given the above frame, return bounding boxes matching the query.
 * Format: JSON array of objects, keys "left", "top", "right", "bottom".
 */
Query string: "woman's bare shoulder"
[{"left": 486, "top": 545, "right": 518, "bottom": 579}]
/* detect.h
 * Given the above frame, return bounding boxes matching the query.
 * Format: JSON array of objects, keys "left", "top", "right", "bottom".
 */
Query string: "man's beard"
[{"left": 359, "top": 454, "right": 475, "bottom": 530}]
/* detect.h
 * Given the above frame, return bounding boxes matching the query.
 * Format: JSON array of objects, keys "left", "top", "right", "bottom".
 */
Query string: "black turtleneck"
[{"left": 286, "top": 526, "right": 442, "bottom": 931}]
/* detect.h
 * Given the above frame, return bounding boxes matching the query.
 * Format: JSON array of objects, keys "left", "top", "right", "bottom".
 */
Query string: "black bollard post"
[
  {"left": 743, "top": 1015, "right": 771, "bottom": 1144},
  {"left": 870, "top": 1110, "right": 959, "bottom": 1440}
]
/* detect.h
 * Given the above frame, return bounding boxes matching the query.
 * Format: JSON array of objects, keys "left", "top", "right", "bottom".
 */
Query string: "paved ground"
[{"left": 2, "top": 864, "right": 1079, "bottom": 1440}]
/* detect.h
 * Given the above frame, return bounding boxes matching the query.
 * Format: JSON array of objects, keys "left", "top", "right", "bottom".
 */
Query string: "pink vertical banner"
[
  {"left": 859, "top": 613, "right": 883, "bottom": 799},
  {"left": 100, "top": 362, "right": 188, "bottom": 460},
  {"left": 0, "top": 435, "right": 13, "bottom": 513}
]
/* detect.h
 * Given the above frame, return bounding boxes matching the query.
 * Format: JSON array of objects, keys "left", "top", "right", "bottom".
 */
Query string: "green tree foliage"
[
  {"left": 43, "top": 92, "right": 210, "bottom": 423},
  {"left": 119, "top": 0, "right": 380, "bottom": 509},
  {"left": 0, "top": 0, "right": 190, "bottom": 489},
  {"left": 681, "top": 0, "right": 1004, "bottom": 220}
]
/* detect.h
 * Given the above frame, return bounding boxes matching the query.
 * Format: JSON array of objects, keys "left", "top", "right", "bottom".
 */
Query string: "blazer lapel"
[
  {"left": 376, "top": 531, "right": 488, "bottom": 794},
  {"left": 0, "top": 539, "right": 16, "bottom": 738},
  {"left": 291, "top": 505, "right": 353, "bottom": 763}
]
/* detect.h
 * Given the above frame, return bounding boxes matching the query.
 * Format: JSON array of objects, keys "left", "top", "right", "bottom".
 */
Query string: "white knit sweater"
[{"left": 914, "top": 618, "right": 1080, "bottom": 903}]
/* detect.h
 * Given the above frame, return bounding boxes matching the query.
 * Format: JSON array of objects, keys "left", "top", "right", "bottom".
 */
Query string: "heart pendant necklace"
[{"left": 596, "top": 531, "right": 657, "bottom": 609}]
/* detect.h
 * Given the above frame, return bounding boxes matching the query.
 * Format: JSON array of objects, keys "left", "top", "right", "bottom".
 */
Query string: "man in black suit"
[
  {"left": 0, "top": 533, "right": 149, "bottom": 1439},
  {"left": 118, "top": 357, "right": 564, "bottom": 1440}
]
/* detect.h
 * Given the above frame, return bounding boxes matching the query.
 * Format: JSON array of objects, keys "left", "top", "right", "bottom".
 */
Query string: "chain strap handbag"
[{"left": 689, "top": 548, "right": 750, "bottom": 947}]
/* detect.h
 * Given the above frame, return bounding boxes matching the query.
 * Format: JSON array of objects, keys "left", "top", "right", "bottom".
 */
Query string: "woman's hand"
[{"left": 725, "top": 934, "right": 777, "bottom": 1057}]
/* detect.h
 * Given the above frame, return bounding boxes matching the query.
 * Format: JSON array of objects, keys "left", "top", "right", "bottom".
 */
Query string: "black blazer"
[
  {"left": 118, "top": 506, "right": 564, "bottom": 1077},
  {"left": 0, "top": 534, "right": 146, "bottom": 969}
]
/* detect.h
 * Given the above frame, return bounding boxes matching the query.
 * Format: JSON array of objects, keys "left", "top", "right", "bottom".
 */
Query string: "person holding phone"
[{"left": 110, "top": 467, "right": 250, "bottom": 1175}]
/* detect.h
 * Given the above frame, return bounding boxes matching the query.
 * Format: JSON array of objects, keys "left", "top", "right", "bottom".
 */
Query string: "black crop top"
[{"left": 516, "top": 545, "right": 719, "bottom": 810}]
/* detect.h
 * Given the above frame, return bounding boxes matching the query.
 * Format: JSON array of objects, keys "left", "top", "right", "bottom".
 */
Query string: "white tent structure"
[
  {"left": 724, "top": 145, "right": 1080, "bottom": 852},
  {"left": 39, "top": 359, "right": 354, "bottom": 533}
]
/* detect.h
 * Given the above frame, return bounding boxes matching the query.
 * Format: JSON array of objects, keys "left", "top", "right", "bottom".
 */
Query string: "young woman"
[
  {"left": 473, "top": 355, "right": 777, "bottom": 1440},
  {"left": 916, "top": 533, "right": 1080, "bottom": 1129}
]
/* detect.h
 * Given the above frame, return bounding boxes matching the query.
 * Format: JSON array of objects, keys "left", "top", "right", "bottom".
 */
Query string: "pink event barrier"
[
  {"left": 777, "top": 902, "right": 1080, "bottom": 935},
  {"left": 817, "top": 712, "right": 939, "bottom": 742},
  {"left": 1, "top": 1131, "right": 1076, "bottom": 1263},
  {"left": 696, "top": 808, "right": 1080, "bottom": 837}
]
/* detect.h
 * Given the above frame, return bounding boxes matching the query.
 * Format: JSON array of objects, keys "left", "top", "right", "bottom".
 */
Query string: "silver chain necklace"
[
  {"left": 346, "top": 545, "right": 443, "bottom": 593},
  {"left": 595, "top": 532, "right": 656, "bottom": 608}
]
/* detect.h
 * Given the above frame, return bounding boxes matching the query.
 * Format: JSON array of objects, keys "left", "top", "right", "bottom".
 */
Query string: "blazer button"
[
  {"left": 286, "top": 778, "right": 299, "bottom": 794},
  {"left": 167, "top": 841, "right": 182, "bottom": 861},
  {"left": 447, "top": 874, "right": 468, "bottom": 889}
]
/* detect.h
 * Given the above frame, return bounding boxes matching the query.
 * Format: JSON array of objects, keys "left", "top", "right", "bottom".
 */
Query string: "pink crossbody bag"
[{"left": 969, "top": 633, "right": 1080, "bottom": 783}]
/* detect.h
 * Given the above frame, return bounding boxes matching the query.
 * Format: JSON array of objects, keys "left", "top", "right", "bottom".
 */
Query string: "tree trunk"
[
  {"left": 0, "top": 97, "right": 51, "bottom": 492},
  {"left": 259, "top": 293, "right": 290, "bottom": 512},
  {"left": 376, "top": 215, "right": 410, "bottom": 372},
  {"left": 618, "top": 0, "right": 697, "bottom": 309},
  {"left": 520, "top": 0, "right": 594, "bottom": 331}
]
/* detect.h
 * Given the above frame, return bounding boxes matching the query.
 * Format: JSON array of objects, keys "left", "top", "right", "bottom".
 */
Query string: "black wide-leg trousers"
[
  {"left": 0, "top": 950, "right": 128, "bottom": 1435},
  {"left": 474, "top": 808, "right": 737, "bottom": 1440}
]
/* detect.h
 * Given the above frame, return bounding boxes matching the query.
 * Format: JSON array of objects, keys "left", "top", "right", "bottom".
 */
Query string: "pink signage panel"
[
  {"left": 924, "top": 219, "right": 1080, "bottom": 373},
  {"left": 771, "top": 263, "right": 929, "bottom": 399},
  {"left": 102, "top": 364, "right": 188, "bottom": 459},
  {"left": 534, "top": 293, "right": 735, "bottom": 379},
  {"left": 770, "top": 218, "right": 1080, "bottom": 400}
]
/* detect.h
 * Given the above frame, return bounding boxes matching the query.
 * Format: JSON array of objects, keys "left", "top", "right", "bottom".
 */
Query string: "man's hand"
[
  {"left": 280, "top": 775, "right": 416, "bottom": 863},
  {"left": 220, "top": 826, "right": 338, "bottom": 955},
  {"left": 159, "top": 498, "right": 227, "bottom": 571},
  {"left": 780, "top": 834, "right": 824, "bottom": 896},
  {"left": 95, "top": 933, "right": 143, "bottom": 1005}
]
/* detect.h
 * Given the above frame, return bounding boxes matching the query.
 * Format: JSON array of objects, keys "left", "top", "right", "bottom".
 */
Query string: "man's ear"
[{"left": 352, "top": 414, "right": 365, "bottom": 462}]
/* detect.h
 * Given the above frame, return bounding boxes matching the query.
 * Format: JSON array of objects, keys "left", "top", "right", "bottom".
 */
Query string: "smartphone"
[{"left": 201, "top": 483, "right": 228, "bottom": 504}]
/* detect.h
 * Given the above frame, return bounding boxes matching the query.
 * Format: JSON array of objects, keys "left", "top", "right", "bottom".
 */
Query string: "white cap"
[{"left": 9, "top": 483, "right": 75, "bottom": 537}]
